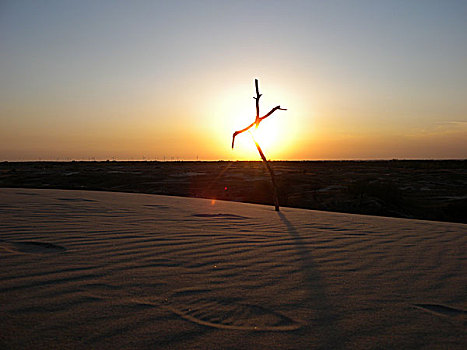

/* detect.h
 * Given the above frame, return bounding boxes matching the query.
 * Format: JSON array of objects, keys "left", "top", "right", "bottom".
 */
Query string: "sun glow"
[
  {"left": 209, "top": 81, "right": 301, "bottom": 160},
  {"left": 249, "top": 119, "right": 280, "bottom": 151}
]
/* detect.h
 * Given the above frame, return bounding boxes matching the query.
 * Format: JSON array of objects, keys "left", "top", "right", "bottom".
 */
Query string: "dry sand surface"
[{"left": 0, "top": 188, "right": 466, "bottom": 349}]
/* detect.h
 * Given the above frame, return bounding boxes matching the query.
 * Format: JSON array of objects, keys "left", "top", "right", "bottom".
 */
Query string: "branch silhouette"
[
  {"left": 231, "top": 79, "right": 286, "bottom": 211},
  {"left": 232, "top": 79, "right": 286, "bottom": 149}
]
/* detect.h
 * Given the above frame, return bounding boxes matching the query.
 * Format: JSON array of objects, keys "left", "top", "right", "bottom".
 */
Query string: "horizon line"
[{"left": 2, "top": 158, "right": 466, "bottom": 163}]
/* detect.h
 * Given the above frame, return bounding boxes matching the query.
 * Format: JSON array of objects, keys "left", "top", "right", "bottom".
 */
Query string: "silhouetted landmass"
[{"left": 1, "top": 160, "right": 466, "bottom": 223}]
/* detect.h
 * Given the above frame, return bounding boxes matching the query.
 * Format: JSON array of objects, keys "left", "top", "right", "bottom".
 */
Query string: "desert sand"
[{"left": 0, "top": 188, "right": 466, "bottom": 349}]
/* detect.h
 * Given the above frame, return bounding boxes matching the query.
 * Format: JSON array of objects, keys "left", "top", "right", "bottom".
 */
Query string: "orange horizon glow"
[{"left": 1, "top": 2, "right": 466, "bottom": 161}]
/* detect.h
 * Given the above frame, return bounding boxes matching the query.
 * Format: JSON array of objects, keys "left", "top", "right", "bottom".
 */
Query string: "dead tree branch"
[
  {"left": 232, "top": 79, "right": 287, "bottom": 149},
  {"left": 252, "top": 138, "right": 280, "bottom": 211},
  {"left": 231, "top": 79, "right": 286, "bottom": 211},
  {"left": 254, "top": 79, "right": 262, "bottom": 126},
  {"left": 260, "top": 105, "right": 287, "bottom": 121}
]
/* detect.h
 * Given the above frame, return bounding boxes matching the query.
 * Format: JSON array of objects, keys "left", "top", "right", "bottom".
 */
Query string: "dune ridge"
[{"left": 0, "top": 188, "right": 466, "bottom": 349}]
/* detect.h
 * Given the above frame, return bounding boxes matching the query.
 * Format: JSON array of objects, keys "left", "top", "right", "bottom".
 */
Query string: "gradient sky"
[{"left": 1, "top": 0, "right": 466, "bottom": 160}]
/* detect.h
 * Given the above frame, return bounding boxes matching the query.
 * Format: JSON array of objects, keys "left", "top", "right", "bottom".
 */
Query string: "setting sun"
[
  {"left": 231, "top": 111, "right": 296, "bottom": 160},
  {"left": 243, "top": 116, "right": 285, "bottom": 157},
  {"left": 249, "top": 121, "right": 279, "bottom": 151},
  {"left": 229, "top": 79, "right": 290, "bottom": 161}
]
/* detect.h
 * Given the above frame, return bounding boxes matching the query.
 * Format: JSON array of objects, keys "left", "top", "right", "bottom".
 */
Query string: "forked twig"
[{"left": 232, "top": 79, "right": 286, "bottom": 211}]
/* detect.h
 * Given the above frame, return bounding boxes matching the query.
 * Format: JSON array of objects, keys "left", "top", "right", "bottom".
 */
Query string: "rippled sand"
[{"left": 1, "top": 188, "right": 465, "bottom": 349}]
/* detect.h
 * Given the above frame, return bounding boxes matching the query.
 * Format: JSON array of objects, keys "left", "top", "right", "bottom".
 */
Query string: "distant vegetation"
[{"left": 1, "top": 160, "right": 466, "bottom": 223}]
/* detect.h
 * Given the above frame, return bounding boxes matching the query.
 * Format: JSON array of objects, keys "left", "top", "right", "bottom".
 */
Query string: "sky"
[{"left": 1, "top": 0, "right": 466, "bottom": 161}]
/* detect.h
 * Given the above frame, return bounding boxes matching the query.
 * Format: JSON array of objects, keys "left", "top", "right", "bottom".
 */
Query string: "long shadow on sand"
[{"left": 278, "top": 212, "right": 343, "bottom": 348}]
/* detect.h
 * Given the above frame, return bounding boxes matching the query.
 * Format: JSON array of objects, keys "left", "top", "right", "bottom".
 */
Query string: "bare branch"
[
  {"left": 232, "top": 120, "right": 256, "bottom": 148},
  {"left": 232, "top": 105, "right": 287, "bottom": 148},
  {"left": 231, "top": 79, "right": 287, "bottom": 211},
  {"left": 232, "top": 82, "right": 288, "bottom": 149},
  {"left": 252, "top": 137, "right": 280, "bottom": 211},
  {"left": 259, "top": 106, "right": 287, "bottom": 121},
  {"left": 255, "top": 78, "right": 261, "bottom": 126}
]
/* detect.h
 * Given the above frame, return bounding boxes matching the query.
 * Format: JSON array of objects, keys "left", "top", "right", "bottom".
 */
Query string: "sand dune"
[{"left": 0, "top": 188, "right": 466, "bottom": 349}]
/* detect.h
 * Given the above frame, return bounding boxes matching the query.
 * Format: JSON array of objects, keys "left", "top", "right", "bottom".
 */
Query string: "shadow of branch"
[{"left": 277, "top": 211, "right": 343, "bottom": 347}]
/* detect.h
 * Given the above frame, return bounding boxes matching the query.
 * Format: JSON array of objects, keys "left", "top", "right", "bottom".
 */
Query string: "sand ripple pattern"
[
  {"left": 414, "top": 304, "right": 467, "bottom": 326},
  {"left": 0, "top": 188, "right": 466, "bottom": 349},
  {"left": 163, "top": 287, "right": 301, "bottom": 331},
  {"left": 0, "top": 239, "right": 66, "bottom": 254}
]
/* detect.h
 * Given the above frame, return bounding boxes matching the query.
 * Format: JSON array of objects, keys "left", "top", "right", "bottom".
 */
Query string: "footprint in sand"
[
  {"left": 143, "top": 204, "right": 169, "bottom": 209},
  {"left": 56, "top": 198, "right": 95, "bottom": 202},
  {"left": 92, "top": 286, "right": 301, "bottom": 331},
  {"left": 414, "top": 303, "right": 467, "bottom": 326},
  {"left": 192, "top": 213, "right": 249, "bottom": 219},
  {"left": 0, "top": 240, "right": 66, "bottom": 254},
  {"left": 160, "top": 287, "right": 301, "bottom": 331}
]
